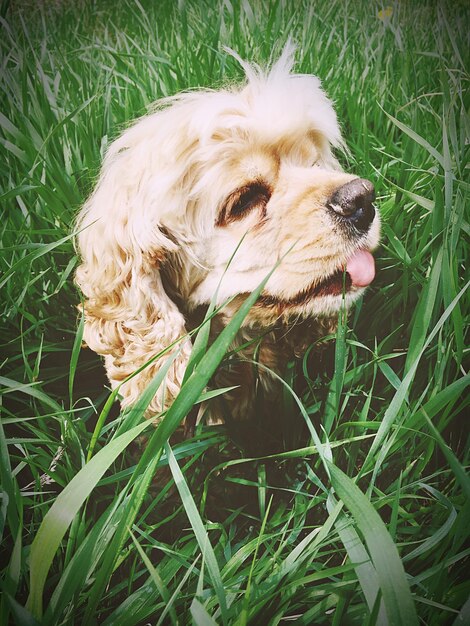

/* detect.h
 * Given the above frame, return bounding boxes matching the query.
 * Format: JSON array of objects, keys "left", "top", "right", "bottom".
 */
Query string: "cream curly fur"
[{"left": 75, "top": 46, "right": 380, "bottom": 421}]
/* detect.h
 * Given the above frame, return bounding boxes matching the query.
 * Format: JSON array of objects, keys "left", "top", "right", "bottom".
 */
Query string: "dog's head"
[{"left": 75, "top": 46, "right": 380, "bottom": 414}]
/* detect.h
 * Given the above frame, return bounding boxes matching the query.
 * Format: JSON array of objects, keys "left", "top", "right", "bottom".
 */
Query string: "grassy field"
[{"left": 1, "top": 0, "right": 469, "bottom": 624}]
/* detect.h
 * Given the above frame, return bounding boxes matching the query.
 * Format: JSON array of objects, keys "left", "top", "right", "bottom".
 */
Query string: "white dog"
[{"left": 75, "top": 46, "right": 380, "bottom": 424}]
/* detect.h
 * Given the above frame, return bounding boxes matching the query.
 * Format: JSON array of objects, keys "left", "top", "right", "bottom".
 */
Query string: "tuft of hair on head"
[
  {"left": 221, "top": 42, "right": 346, "bottom": 156},
  {"left": 223, "top": 40, "right": 297, "bottom": 86}
]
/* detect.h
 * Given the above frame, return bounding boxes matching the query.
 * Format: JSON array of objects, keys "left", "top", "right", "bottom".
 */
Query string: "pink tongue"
[{"left": 346, "top": 250, "right": 376, "bottom": 287}]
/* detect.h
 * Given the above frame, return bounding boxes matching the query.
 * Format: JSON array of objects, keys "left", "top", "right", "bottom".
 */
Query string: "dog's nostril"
[{"left": 327, "top": 178, "right": 376, "bottom": 231}]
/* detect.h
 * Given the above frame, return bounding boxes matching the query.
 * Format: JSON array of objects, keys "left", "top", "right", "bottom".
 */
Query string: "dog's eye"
[
  {"left": 218, "top": 182, "right": 271, "bottom": 226},
  {"left": 231, "top": 183, "right": 271, "bottom": 216}
]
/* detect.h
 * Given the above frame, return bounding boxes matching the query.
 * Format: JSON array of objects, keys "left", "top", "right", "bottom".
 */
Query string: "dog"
[{"left": 75, "top": 46, "right": 380, "bottom": 430}]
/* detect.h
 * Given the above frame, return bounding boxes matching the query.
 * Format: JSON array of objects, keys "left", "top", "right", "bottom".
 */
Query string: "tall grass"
[{"left": 1, "top": 0, "right": 469, "bottom": 624}]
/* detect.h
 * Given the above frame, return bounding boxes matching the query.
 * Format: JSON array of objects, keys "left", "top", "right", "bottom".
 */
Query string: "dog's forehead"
[
  {"left": 225, "top": 133, "right": 320, "bottom": 179},
  {"left": 237, "top": 149, "right": 278, "bottom": 178}
]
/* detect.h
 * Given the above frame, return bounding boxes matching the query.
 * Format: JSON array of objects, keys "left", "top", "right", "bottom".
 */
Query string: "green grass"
[{"left": 1, "top": 0, "right": 469, "bottom": 624}]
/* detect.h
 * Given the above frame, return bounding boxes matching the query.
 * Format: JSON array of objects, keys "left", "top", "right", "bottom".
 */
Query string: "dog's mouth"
[{"left": 258, "top": 249, "right": 376, "bottom": 308}]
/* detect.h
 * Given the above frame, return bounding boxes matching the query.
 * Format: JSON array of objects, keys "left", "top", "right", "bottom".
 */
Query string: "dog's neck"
[{"left": 183, "top": 306, "right": 336, "bottom": 430}]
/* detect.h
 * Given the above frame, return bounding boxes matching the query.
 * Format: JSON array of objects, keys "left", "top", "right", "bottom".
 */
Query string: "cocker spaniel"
[{"left": 75, "top": 46, "right": 380, "bottom": 427}]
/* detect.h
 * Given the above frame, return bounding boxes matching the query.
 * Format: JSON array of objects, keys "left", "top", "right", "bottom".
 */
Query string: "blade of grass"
[
  {"left": 190, "top": 598, "right": 219, "bottom": 626},
  {"left": 0, "top": 231, "right": 77, "bottom": 290},
  {"left": 44, "top": 494, "right": 128, "bottom": 623},
  {"left": 0, "top": 376, "right": 63, "bottom": 414},
  {"left": 166, "top": 442, "right": 228, "bottom": 624},
  {"left": 363, "top": 279, "right": 469, "bottom": 472},
  {"left": 83, "top": 444, "right": 165, "bottom": 625},
  {"left": 328, "top": 461, "right": 418, "bottom": 626},
  {"left": 404, "top": 248, "right": 442, "bottom": 373},
  {"left": 68, "top": 308, "right": 84, "bottom": 408},
  {"left": 3, "top": 595, "right": 41, "bottom": 626},
  {"left": 128, "top": 529, "right": 177, "bottom": 626},
  {"left": 235, "top": 496, "right": 273, "bottom": 626},
  {"left": 328, "top": 496, "right": 386, "bottom": 623},
  {"left": 26, "top": 419, "right": 152, "bottom": 618},
  {"left": 421, "top": 411, "right": 470, "bottom": 500},
  {"left": 453, "top": 595, "right": 470, "bottom": 626},
  {"left": 382, "top": 108, "right": 444, "bottom": 168},
  {"left": 325, "top": 283, "right": 348, "bottom": 433}
]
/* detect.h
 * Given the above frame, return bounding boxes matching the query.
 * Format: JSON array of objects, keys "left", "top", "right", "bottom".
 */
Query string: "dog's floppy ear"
[{"left": 75, "top": 116, "right": 193, "bottom": 417}]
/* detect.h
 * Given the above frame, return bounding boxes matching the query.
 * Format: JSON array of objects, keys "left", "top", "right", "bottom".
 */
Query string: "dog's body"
[{"left": 75, "top": 47, "right": 380, "bottom": 425}]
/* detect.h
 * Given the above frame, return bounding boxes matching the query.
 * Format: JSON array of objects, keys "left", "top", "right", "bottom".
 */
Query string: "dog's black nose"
[{"left": 327, "top": 178, "right": 376, "bottom": 231}]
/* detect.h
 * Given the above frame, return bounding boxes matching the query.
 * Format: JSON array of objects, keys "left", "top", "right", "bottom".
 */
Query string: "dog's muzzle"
[{"left": 327, "top": 178, "right": 376, "bottom": 232}]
